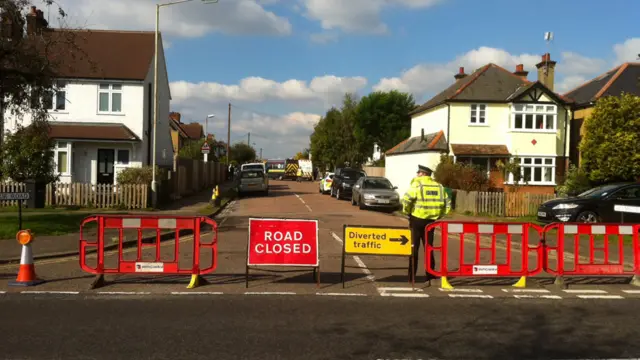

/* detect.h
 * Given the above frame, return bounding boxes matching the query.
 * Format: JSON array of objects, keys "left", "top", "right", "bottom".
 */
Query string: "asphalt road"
[{"left": 0, "top": 294, "right": 638, "bottom": 360}]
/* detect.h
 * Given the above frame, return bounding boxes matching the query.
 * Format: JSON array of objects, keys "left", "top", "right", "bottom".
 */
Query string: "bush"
[
  {"left": 117, "top": 166, "right": 167, "bottom": 185},
  {"left": 434, "top": 154, "right": 489, "bottom": 191},
  {"left": 556, "top": 164, "right": 592, "bottom": 197}
]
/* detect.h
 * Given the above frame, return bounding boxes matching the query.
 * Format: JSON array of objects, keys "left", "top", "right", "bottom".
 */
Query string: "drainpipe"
[
  {"left": 563, "top": 106, "right": 569, "bottom": 180},
  {"left": 446, "top": 103, "right": 451, "bottom": 155}
]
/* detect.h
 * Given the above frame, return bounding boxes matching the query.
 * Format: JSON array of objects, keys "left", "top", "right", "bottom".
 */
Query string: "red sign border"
[{"left": 246, "top": 217, "right": 319, "bottom": 267}]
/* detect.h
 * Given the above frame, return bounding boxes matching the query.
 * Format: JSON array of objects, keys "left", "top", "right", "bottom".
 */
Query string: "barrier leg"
[
  {"left": 90, "top": 274, "right": 105, "bottom": 290},
  {"left": 512, "top": 276, "right": 527, "bottom": 288},
  {"left": 554, "top": 276, "right": 567, "bottom": 289},
  {"left": 187, "top": 274, "right": 209, "bottom": 289},
  {"left": 631, "top": 275, "right": 640, "bottom": 287},
  {"left": 440, "top": 276, "right": 453, "bottom": 290}
]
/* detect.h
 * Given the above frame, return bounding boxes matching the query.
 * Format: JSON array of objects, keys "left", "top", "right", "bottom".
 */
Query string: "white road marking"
[
  {"left": 563, "top": 289, "right": 608, "bottom": 294},
  {"left": 439, "top": 288, "right": 483, "bottom": 293},
  {"left": 170, "top": 292, "right": 224, "bottom": 295},
  {"left": 378, "top": 287, "right": 423, "bottom": 292},
  {"left": 331, "top": 231, "right": 377, "bottom": 287},
  {"left": 448, "top": 294, "right": 494, "bottom": 299},
  {"left": 20, "top": 291, "right": 80, "bottom": 295},
  {"left": 244, "top": 292, "right": 296, "bottom": 295},
  {"left": 577, "top": 295, "right": 625, "bottom": 300},
  {"left": 502, "top": 288, "right": 550, "bottom": 293},
  {"left": 316, "top": 293, "right": 367, "bottom": 297},
  {"left": 97, "top": 291, "right": 152, "bottom": 295},
  {"left": 622, "top": 290, "right": 640, "bottom": 294},
  {"left": 381, "top": 293, "right": 429, "bottom": 298},
  {"left": 514, "top": 295, "right": 562, "bottom": 300}
]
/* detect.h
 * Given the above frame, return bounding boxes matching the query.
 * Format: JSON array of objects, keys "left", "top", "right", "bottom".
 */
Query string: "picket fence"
[
  {"left": 0, "top": 182, "right": 148, "bottom": 209},
  {"left": 454, "top": 190, "right": 555, "bottom": 217}
]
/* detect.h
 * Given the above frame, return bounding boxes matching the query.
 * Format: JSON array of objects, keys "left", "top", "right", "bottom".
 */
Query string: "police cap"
[{"left": 417, "top": 165, "right": 433, "bottom": 174}]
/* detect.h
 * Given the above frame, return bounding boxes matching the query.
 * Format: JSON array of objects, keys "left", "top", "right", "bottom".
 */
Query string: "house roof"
[
  {"left": 409, "top": 64, "right": 565, "bottom": 116},
  {"left": 169, "top": 117, "right": 189, "bottom": 138},
  {"left": 181, "top": 123, "right": 204, "bottom": 140},
  {"left": 48, "top": 122, "right": 140, "bottom": 141},
  {"left": 385, "top": 131, "right": 448, "bottom": 156},
  {"left": 450, "top": 144, "right": 510, "bottom": 156},
  {"left": 563, "top": 63, "right": 640, "bottom": 106}
]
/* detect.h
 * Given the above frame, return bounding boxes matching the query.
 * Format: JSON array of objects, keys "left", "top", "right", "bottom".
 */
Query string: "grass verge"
[
  {"left": 197, "top": 188, "right": 237, "bottom": 216},
  {"left": 0, "top": 212, "right": 96, "bottom": 239}
]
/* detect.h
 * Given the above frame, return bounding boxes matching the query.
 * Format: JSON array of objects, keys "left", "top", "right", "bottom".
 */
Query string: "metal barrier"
[
  {"left": 542, "top": 223, "right": 640, "bottom": 286},
  {"left": 80, "top": 215, "right": 218, "bottom": 289},
  {"left": 425, "top": 221, "right": 544, "bottom": 289}
]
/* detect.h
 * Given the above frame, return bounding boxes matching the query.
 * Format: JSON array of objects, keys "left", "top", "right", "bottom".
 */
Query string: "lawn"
[{"left": 0, "top": 212, "right": 95, "bottom": 239}]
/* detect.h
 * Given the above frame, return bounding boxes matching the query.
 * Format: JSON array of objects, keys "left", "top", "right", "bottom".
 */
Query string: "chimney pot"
[
  {"left": 459, "top": 67, "right": 464, "bottom": 74},
  {"left": 454, "top": 66, "right": 467, "bottom": 80},
  {"left": 30, "top": 6, "right": 37, "bottom": 15},
  {"left": 515, "top": 64, "right": 524, "bottom": 72},
  {"left": 421, "top": 128, "right": 425, "bottom": 141},
  {"left": 542, "top": 53, "right": 551, "bottom": 62}
]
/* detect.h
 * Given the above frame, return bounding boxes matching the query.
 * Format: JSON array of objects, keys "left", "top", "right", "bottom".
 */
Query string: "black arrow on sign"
[{"left": 390, "top": 235, "right": 409, "bottom": 245}]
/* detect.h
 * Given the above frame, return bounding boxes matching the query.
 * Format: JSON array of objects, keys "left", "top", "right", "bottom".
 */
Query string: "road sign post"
[
  {"left": 341, "top": 225, "right": 413, "bottom": 288},
  {"left": 201, "top": 142, "right": 210, "bottom": 162},
  {"left": 0, "top": 192, "right": 30, "bottom": 230},
  {"left": 246, "top": 218, "right": 319, "bottom": 288}
]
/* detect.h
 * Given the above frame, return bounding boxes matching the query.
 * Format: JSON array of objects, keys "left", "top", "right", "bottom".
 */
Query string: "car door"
[
  {"left": 353, "top": 177, "right": 364, "bottom": 201},
  {"left": 603, "top": 185, "right": 640, "bottom": 223}
]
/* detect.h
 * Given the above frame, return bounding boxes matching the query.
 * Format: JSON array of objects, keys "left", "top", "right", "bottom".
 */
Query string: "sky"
[{"left": 51, "top": 0, "right": 639, "bottom": 159}]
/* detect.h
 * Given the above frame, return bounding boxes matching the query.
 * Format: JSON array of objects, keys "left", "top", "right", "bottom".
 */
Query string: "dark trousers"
[{"left": 409, "top": 216, "right": 436, "bottom": 280}]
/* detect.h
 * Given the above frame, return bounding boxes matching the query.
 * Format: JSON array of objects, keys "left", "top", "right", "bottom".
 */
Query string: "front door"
[{"left": 97, "top": 149, "right": 115, "bottom": 184}]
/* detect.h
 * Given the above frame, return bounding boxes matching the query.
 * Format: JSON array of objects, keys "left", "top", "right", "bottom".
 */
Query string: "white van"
[{"left": 240, "top": 163, "right": 268, "bottom": 186}]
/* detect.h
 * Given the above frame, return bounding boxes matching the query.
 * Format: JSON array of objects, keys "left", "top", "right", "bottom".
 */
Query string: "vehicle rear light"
[{"left": 327, "top": 180, "right": 332, "bottom": 182}]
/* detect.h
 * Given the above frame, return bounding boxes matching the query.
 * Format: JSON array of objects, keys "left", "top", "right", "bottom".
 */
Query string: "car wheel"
[
  {"left": 576, "top": 211, "right": 599, "bottom": 223},
  {"left": 358, "top": 198, "right": 366, "bottom": 210}
]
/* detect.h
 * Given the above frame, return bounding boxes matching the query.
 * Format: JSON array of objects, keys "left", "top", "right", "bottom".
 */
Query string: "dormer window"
[
  {"left": 470, "top": 104, "right": 486, "bottom": 125},
  {"left": 511, "top": 104, "right": 556, "bottom": 131}
]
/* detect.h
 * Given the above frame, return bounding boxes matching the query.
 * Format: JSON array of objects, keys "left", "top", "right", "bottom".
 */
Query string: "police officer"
[{"left": 402, "top": 165, "right": 451, "bottom": 284}]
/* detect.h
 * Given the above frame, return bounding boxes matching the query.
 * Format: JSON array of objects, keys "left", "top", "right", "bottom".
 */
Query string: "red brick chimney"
[
  {"left": 169, "top": 112, "right": 181, "bottom": 123},
  {"left": 513, "top": 64, "right": 529, "bottom": 80},
  {"left": 26, "top": 6, "right": 47, "bottom": 35},
  {"left": 454, "top": 66, "right": 467, "bottom": 80},
  {"left": 536, "top": 53, "right": 556, "bottom": 90}
]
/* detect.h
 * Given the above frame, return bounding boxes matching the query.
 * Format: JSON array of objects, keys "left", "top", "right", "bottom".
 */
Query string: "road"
[{"left": 0, "top": 180, "right": 639, "bottom": 359}]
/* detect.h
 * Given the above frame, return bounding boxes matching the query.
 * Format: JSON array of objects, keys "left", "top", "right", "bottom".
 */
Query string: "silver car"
[
  {"left": 351, "top": 176, "right": 401, "bottom": 211},
  {"left": 237, "top": 170, "right": 269, "bottom": 197}
]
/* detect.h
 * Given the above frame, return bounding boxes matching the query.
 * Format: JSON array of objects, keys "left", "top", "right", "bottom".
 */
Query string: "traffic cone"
[{"left": 9, "top": 230, "right": 45, "bottom": 287}]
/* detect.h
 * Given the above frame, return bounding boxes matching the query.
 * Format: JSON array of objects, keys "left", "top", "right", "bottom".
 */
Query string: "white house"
[
  {"left": 386, "top": 54, "right": 571, "bottom": 196},
  {"left": 3, "top": 7, "right": 173, "bottom": 185}
]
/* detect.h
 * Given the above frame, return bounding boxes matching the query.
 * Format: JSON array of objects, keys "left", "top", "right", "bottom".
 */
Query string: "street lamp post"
[
  {"left": 151, "top": 0, "right": 218, "bottom": 207},
  {"left": 204, "top": 114, "right": 215, "bottom": 136}
]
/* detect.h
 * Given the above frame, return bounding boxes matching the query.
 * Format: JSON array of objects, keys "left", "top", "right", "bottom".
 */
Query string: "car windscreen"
[
  {"left": 363, "top": 179, "right": 393, "bottom": 189},
  {"left": 243, "top": 165, "right": 264, "bottom": 171},
  {"left": 341, "top": 171, "right": 365, "bottom": 180},
  {"left": 578, "top": 184, "right": 623, "bottom": 198},
  {"left": 241, "top": 171, "right": 263, "bottom": 179}
]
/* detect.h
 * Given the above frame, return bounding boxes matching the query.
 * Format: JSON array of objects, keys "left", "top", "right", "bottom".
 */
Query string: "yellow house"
[
  {"left": 386, "top": 53, "right": 571, "bottom": 195},
  {"left": 563, "top": 63, "right": 640, "bottom": 167}
]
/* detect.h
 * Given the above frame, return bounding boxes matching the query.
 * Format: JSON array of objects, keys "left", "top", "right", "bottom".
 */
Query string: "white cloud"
[
  {"left": 52, "top": 0, "right": 291, "bottom": 38},
  {"left": 310, "top": 32, "right": 339, "bottom": 44},
  {"left": 302, "top": 0, "right": 442, "bottom": 34},
  {"left": 613, "top": 38, "right": 640, "bottom": 63}
]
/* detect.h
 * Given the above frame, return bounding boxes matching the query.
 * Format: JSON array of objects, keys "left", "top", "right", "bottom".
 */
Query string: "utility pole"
[
  {"left": 259, "top": 148, "right": 262, "bottom": 160},
  {"left": 247, "top": 132, "right": 250, "bottom": 145},
  {"left": 227, "top": 103, "right": 231, "bottom": 165}
]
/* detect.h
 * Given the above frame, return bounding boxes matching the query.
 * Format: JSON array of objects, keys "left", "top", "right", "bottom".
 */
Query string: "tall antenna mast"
[{"left": 544, "top": 32, "right": 554, "bottom": 76}]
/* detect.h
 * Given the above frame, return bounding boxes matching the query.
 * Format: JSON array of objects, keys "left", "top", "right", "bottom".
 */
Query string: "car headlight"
[
  {"left": 364, "top": 194, "right": 376, "bottom": 200},
  {"left": 342, "top": 183, "right": 350, "bottom": 188},
  {"left": 552, "top": 203, "right": 579, "bottom": 210}
]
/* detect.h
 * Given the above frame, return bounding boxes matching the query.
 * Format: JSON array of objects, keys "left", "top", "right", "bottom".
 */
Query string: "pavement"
[
  {"left": 0, "top": 182, "right": 236, "bottom": 264},
  {"left": 0, "top": 180, "right": 639, "bottom": 359}
]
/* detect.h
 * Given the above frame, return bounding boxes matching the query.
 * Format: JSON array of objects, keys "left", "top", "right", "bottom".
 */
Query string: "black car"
[
  {"left": 330, "top": 168, "right": 366, "bottom": 200},
  {"left": 537, "top": 182, "right": 640, "bottom": 224}
]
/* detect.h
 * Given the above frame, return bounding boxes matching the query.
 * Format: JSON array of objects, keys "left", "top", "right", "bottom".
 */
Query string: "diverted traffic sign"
[
  {"left": 246, "top": 218, "right": 320, "bottom": 287},
  {"left": 344, "top": 225, "right": 411, "bottom": 256},
  {"left": 341, "top": 225, "right": 413, "bottom": 288}
]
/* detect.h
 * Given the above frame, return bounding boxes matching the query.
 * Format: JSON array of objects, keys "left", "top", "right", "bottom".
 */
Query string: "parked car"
[
  {"left": 237, "top": 169, "right": 269, "bottom": 197},
  {"left": 351, "top": 176, "right": 401, "bottom": 211},
  {"left": 319, "top": 172, "right": 334, "bottom": 194},
  {"left": 241, "top": 162, "right": 269, "bottom": 188},
  {"left": 537, "top": 182, "right": 640, "bottom": 223},
  {"left": 331, "top": 168, "right": 366, "bottom": 200}
]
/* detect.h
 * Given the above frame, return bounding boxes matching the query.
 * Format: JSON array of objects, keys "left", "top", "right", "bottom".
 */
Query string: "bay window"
[
  {"left": 507, "top": 157, "right": 556, "bottom": 185},
  {"left": 511, "top": 104, "right": 556, "bottom": 131}
]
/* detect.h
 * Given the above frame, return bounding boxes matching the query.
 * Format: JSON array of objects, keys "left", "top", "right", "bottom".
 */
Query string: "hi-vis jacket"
[{"left": 402, "top": 176, "right": 451, "bottom": 220}]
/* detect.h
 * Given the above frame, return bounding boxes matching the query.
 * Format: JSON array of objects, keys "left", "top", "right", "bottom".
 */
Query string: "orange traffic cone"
[{"left": 9, "top": 230, "right": 45, "bottom": 287}]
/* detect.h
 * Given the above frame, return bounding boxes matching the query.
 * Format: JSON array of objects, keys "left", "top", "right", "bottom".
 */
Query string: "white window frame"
[
  {"left": 510, "top": 103, "right": 557, "bottom": 132},
  {"left": 506, "top": 156, "right": 556, "bottom": 185},
  {"left": 470, "top": 104, "right": 487, "bottom": 126},
  {"left": 44, "top": 81, "right": 68, "bottom": 112},
  {"left": 54, "top": 141, "right": 71, "bottom": 176},
  {"left": 98, "top": 83, "right": 123, "bottom": 114}
]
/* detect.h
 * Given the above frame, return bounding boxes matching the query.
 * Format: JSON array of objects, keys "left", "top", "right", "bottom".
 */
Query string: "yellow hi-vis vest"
[{"left": 402, "top": 176, "right": 451, "bottom": 220}]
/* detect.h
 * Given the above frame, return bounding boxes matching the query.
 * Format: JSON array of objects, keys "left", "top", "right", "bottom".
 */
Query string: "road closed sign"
[
  {"left": 247, "top": 218, "right": 319, "bottom": 266},
  {"left": 344, "top": 225, "right": 412, "bottom": 256}
]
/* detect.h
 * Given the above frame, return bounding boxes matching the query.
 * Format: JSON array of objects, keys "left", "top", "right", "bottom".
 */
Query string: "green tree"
[
  {"left": 294, "top": 151, "right": 309, "bottom": 160},
  {"left": 580, "top": 93, "right": 640, "bottom": 183},
  {"left": 354, "top": 90, "right": 416, "bottom": 158},
  {"left": 230, "top": 143, "right": 256, "bottom": 164},
  {"left": 178, "top": 137, "right": 218, "bottom": 161},
  {"left": 0, "top": 120, "right": 57, "bottom": 182}
]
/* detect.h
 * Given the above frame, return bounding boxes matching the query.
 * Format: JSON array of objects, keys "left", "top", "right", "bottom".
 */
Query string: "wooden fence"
[
  {"left": 362, "top": 166, "right": 385, "bottom": 177},
  {"left": 454, "top": 190, "right": 556, "bottom": 217},
  {"left": 0, "top": 182, "right": 148, "bottom": 209}
]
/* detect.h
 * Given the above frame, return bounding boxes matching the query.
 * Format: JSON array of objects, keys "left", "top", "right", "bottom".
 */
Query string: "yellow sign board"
[{"left": 344, "top": 226, "right": 412, "bottom": 256}]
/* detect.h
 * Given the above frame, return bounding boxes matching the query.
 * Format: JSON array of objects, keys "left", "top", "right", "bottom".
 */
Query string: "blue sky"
[{"left": 60, "top": 0, "right": 639, "bottom": 158}]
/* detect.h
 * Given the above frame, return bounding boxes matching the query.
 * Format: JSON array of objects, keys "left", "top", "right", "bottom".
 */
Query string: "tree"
[
  {"left": 230, "top": 143, "right": 256, "bottom": 164},
  {"left": 354, "top": 90, "right": 415, "bottom": 158},
  {"left": 580, "top": 93, "right": 640, "bottom": 183},
  {"left": 294, "top": 149, "right": 309, "bottom": 160},
  {"left": 178, "top": 137, "right": 219, "bottom": 161},
  {"left": 0, "top": 119, "right": 56, "bottom": 182}
]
